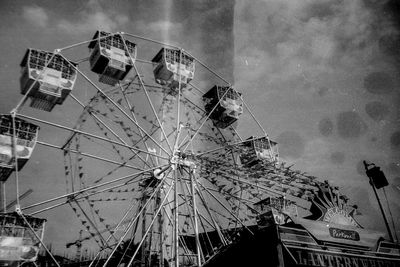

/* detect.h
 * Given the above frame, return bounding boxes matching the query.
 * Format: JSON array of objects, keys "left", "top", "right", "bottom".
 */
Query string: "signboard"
[
  {"left": 292, "top": 217, "right": 384, "bottom": 248},
  {"left": 0, "top": 236, "right": 39, "bottom": 262},
  {"left": 285, "top": 245, "right": 400, "bottom": 267},
  {"left": 329, "top": 227, "right": 360, "bottom": 241}
]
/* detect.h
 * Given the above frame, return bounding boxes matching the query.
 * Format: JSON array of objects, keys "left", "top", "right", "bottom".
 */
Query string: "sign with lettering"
[
  {"left": 286, "top": 246, "right": 400, "bottom": 267},
  {"left": 329, "top": 227, "right": 360, "bottom": 241},
  {"left": 291, "top": 217, "right": 384, "bottom": 248}
]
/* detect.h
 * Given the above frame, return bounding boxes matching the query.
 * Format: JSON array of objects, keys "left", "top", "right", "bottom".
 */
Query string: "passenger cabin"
[
  {"left": 240, "top": 136, "right": 278, "bottom": 167},
  {"left": 203, "top": 86, "right": 243, "bottom": 129},
  {"left": 0, "top": 213, "right": 46, "bottom": 262},
  {"left": 88, "top": 31, "right": 136, "bottom": 86},
  {"left": 151, "top": 48, "right": 195, "bottom": 90},
  {"left": 0, "top": 115, "right": 39, "bottom": 182},
  {"left": 20, "top": 49, "right": 77, "bottom": 111}
]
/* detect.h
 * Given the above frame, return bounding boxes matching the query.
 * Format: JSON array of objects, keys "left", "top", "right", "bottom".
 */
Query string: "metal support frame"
[{"left": 363, "top": 161, "right": 394, "bottom": 242}]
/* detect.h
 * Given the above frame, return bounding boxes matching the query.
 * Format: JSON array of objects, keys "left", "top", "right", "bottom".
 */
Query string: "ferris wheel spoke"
[
  {"left": 130, "top": 62, "right": 174, "bottom": 154},
  {"left": 59, "top": 54, "right": 172, "bottom": 157},
  {"left": 124, "top": 179, "right": 175, "bottom": 267},
  {"left": 196, "top": 180, "right": 248, "bottom": 229},
  {"left": 103, "top": 172, "right": 170, "bottom": 266},
  {"left": 16, "top": 113, "right": 168, "bottom": 162},
  {"left": 212, "top": 169, "right": 313, "bottom": 210},
  {"left": 37, "top": 140, "right": 143, "bottom": 170},
  {"left": 22, "top": 164, "right": 168, "bottom": 213},
  {"left": 17, "top": 212, "right": 61, "bottom": 267},
  {"left": 28, "top": 178, "right": 141, "bottom": 216},
  {"left": 121, "top": 33, "right": 174, "bottom": 155},
  {"left": 197, "top": 181, "right": 254, "bottom": 236},
  {"left": 200, "top": 184, "right": 256, "bottom": 208},
  {"left": 171, "top": 49, "right": 185, "bottom": 154},
  {"left": 70, "top": 200, "right": 111, "bottom": 248},
  {"left": 118, "top": 83, "right": 158, "bottom": 167},
  {"left": 180, "top": 173, "right": 204, "bottom": 265},
  {"left": 197, "top": 136, "right": 262, "bottom": 156},
  {"left": 69, "top": 93, "right": 153, "bottom": 169},
  {"left": 179, "top": 86, "right": 236, "bottom": 153},
  {"left": 195, "top": 186, "right": 229, "bottom": 246}
]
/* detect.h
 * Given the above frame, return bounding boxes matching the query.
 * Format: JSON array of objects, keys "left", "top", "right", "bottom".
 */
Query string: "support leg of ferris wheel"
[
  {"left": 174, "top": 168, "right": 179, "bottom": 267},
  {"left": 101, "top": 171, "right": 170, "bottom": 267},
  {"left": 189, "top": 168, "right": 202, "bottom": 266},
  {"left": 195, "top": 187, "right": 228, "bottom": 246},
  {"left": 125, "top": 180, "right": 175, "bottom": 267},
  {"left": 176, "top": 169, "right": 203, "bottom": 265}
]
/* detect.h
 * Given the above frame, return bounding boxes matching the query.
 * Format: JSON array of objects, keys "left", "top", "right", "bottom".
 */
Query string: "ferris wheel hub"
[
  {"left": 170, "top": 151, "right": 197, "bottom": 170},
  {"left": 153, "top": 168, "right": 164, "bottom": 180}
]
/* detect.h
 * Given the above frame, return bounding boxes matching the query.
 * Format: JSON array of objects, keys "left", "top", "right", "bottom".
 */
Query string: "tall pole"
[
  {"left": 190, "top": 169, "right": 201, "bottom": 266},
  {"left": 363, "top": 161, "right": 394, "bottom": 242},
  {"left": 1, "top": 182, "right": 6, "bottom": 212},
  {"left": 174, "top": 169, "right": 179, "bottom": 267}
]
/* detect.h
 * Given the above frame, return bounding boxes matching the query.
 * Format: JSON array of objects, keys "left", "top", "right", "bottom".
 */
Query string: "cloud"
[
  {"left": 58, "top": 12, "right": 128, "bottom": 35},
  {"left": 57, "top": 2, "right": 129, "bottom": 35},
  {"left": 22, "top": 6, "right": 49, "bottom": 28},
  {"left": 144, "top": 20, "right": 184, "bottom": 43},
  {"left": 233, "top": 0, "right": 390, "bottom": 96}
]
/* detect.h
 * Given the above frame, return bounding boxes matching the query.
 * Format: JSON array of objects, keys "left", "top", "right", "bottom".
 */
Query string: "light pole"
[{"left": 363, "top": 161, "right": 394, "bottom": 242}]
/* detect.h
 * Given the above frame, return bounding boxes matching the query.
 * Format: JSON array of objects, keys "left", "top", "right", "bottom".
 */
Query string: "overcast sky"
[{"left": 0, "top": 0, "right": 399, "bottom": 253}]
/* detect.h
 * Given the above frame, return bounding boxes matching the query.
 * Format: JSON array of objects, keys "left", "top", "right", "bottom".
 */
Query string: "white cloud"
[
  {"left": 57, "top": 11, "right": 128, "bottom": 35},
  {"left": 134, "top": 20, "right": 183, "bottom": 44},
  {"left": 234, "top": 0, "right": 381, "bottom": 94},
  {"left": 22, "top": 6, "right": 49, "bottom": 28},
  {"left": 56, "top": 1, "right": 129, "bottom": 35}
]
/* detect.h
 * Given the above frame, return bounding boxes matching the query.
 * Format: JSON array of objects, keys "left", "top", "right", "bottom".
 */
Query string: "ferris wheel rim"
[{"left": 2, "top": 30, "right": 295, "bottom": 267}]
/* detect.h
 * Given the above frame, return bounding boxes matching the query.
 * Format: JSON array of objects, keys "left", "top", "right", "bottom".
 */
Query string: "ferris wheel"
[{"left": 0, "top": 31, "right": 326, "bottom": 267}]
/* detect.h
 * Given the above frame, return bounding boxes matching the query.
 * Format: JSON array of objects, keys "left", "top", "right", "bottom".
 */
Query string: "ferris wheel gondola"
[
  {"left": 0, "top": 212, "right": 46, "bottom": 263},
  {"left": 0, "top": 115, "right": 39, "bottom": 182},
  {"left": 19, "top": 49, "right": 78, "bottom": 112}
]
